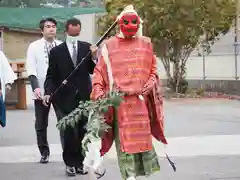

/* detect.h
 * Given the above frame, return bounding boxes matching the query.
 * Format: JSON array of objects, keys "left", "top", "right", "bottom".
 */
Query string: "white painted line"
[
  {"left": 107, "top": 134, "right": 240, "bottom": 159},
  {"left": 0, "top": 135, "right": 239, "bottom": 163},
  {"left": 160, "top": 134, "right": 240, "bottom": 157}
]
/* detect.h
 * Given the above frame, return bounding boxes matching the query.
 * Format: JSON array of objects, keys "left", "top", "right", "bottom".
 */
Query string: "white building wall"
[
  {"left": 156, "top": 55, "right": 240, "bottom": 80},
  {"left": 74, "top": 13, "right": 96, "bottom": 44}
]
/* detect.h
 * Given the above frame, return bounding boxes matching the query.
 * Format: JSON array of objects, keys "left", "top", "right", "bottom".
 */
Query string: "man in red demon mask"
[{"left": 91, "top": 5, "right": 167, "bottom": 180}]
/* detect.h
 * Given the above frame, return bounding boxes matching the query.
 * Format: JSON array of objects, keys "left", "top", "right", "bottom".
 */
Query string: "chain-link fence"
[
  {"left": 187, "top": 29, "right": 239, "bottom": 80},
  {"left": 157, "top": 29, "right": 240, "bottom": 81}
]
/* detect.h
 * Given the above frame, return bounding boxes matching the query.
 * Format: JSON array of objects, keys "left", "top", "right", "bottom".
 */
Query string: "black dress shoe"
[
  {"left": 66, "top": 166, "right": 76, "bottom": 176},
  {"left": 76, "top": 166, "right": 88, "bottom": 175},
  {"left": 40, "top": 155, "right": 49, "bottom": 164}
]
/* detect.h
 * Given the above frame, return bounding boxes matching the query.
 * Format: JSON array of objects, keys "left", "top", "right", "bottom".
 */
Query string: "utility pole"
[
  {"left": 68, "top": 0, "right": 71, "bottom": 7},
  {"left": 234, "top": 0, "right": 240, "bottom": 80}
]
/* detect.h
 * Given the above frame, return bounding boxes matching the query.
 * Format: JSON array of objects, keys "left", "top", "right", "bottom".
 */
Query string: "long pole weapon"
[{"left": 49, "top": 20, "right": 118, "bottom": 102}]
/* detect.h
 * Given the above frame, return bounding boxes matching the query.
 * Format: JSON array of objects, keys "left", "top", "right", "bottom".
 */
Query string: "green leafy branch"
[{"left": 56, "top": 91, "right": 124, "bottom": 153}]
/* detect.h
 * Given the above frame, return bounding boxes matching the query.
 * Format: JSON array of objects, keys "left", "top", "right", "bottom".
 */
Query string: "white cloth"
[
  {"left": 25, "top": 38, "right": 62, "bottom": 98},
  {"left": 83, "top": 140, "right": 103, "bottom": 170},
  {"left": 126, "top": 177, "right": 136, "bottom": 180},
  {"left": 0, "top": 51, "right": 17, "bottom": 101},
  {"left": 83, "top": 110, "right": 103, "bottom": 171}
]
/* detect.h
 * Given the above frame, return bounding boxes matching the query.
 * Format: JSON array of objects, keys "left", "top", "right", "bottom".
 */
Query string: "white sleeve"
[
  {"left": 1, "top": 52, "right": 17, "bottom": 84},
  {"left": 26, "top": 43, "right": 37, "bottom": 77},
  {"left": 57, "top": 40, "right": 63, "bottom": 45}
]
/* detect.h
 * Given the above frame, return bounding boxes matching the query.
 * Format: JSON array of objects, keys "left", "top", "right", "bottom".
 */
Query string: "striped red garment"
[{"left": 91, "top": 35, "right": 167, "bottom": 156}]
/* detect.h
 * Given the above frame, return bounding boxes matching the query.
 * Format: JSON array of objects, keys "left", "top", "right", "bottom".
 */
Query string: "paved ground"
[{"left": 0, "top": 88, "right": 240, "bottom": 180}]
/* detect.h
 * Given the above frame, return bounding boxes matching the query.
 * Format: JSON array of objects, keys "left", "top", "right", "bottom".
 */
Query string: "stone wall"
[
  {"left": 187, "top": 79, "right": 240, "bottom": 95},
  {"left": 160, "top": 78, "right": 240, "bottom": 95},
  {"left": 3, "top": 30, "right": 40, "bottom": 59}
]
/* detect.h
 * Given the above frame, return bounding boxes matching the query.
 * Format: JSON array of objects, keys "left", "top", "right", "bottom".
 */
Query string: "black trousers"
[
  {"left": 34, "top": 100, "right": 51, "bottom": 156},
  {"left": 53, "top": 101, "right": 87, "bottom": 167}
]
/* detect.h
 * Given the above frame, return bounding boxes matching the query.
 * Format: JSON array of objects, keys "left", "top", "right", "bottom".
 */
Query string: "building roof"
[{"left": 0, "top": 7, "right": 104, "bottom": 32}]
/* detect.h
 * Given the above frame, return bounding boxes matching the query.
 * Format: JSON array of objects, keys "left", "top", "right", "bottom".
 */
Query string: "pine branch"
[{"left": 56, "top": 91, "right": 124, "bottom": 153}]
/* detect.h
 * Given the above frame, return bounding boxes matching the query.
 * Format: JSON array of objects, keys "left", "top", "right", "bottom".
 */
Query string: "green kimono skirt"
[{"left": 113, "top": 112, "right": 160, "bottom": 179}]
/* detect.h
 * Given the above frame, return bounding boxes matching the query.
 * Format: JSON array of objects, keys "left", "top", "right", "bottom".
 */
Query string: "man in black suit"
[{"left": 43, "top": 18, "right": 97, "bottom": 176}]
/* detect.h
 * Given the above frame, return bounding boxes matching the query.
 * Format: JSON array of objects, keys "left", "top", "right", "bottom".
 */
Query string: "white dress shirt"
[
  {"left": 26, "top": 38, "right": 62, "bottom": 97},
  {"left": 66, "top": 40, "right": 98, "bottom": 65}
]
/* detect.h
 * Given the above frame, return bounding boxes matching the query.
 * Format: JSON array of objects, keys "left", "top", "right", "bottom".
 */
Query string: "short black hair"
[
  {"left": 39, "top": 18, "right": 57, "bottom": 30},
  {"left": 65, "top": 18, "right": 81, "bottom": 31}
]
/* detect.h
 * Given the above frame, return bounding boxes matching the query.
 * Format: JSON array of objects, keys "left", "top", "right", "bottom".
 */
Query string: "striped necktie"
[
  {"left": 46, "top": 43, "right": 54, "bottom": 55},
  {"left": 72, "top": 42, "right": 77, "bottom": 66},
  {"left": 48, "top": 43, "right": 53, "bottom": 50}
]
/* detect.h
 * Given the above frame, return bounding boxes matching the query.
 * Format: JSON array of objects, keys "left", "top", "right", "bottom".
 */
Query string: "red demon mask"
[{"left": 118, "top": 13, "right": 140, "bottom": 37}]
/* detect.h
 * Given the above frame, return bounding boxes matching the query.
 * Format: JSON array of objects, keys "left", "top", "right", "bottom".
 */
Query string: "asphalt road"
[{"left": 0, "top": 87, "right": 240, "bottom": 180}]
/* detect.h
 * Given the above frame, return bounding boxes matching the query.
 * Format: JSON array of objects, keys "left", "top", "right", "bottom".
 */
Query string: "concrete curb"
[{"left": 163, "top": 92, "right": 240, "bottom": 101}]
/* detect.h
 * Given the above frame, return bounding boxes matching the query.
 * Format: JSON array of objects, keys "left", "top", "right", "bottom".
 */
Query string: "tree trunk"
[
  {"left": 164, "top": 59, "right": 187, "bottom": 94},
  {"left": 160, "top": 56, "right": 188, "bottom": 94},
  {"left": 173, "top": 62, "right": 180, "bottom": 93}
]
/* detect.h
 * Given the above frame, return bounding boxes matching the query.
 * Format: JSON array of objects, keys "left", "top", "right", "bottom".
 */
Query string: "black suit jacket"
[{"left": 44, "top": 41, "right": 96, "bottom": 113}]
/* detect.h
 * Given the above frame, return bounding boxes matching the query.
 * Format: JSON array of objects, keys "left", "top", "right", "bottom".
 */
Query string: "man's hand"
[
  {"left": 142, "top": 82, "right": 153, "bottom": 96},
  {"left": 115, "top": 86, "right": 141, "bottom": 96},
  {"left": 42, "top": 95, "right": 51, "bottom": 106},
  {"left": 90, "top": 45, "right": 98, "bottom": 59},
  {"left": 34, "top": 88, "right": 42, "bottom": 100},
  {"left": 0, "top": 89, "right": 2, "bottom": 96}
]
